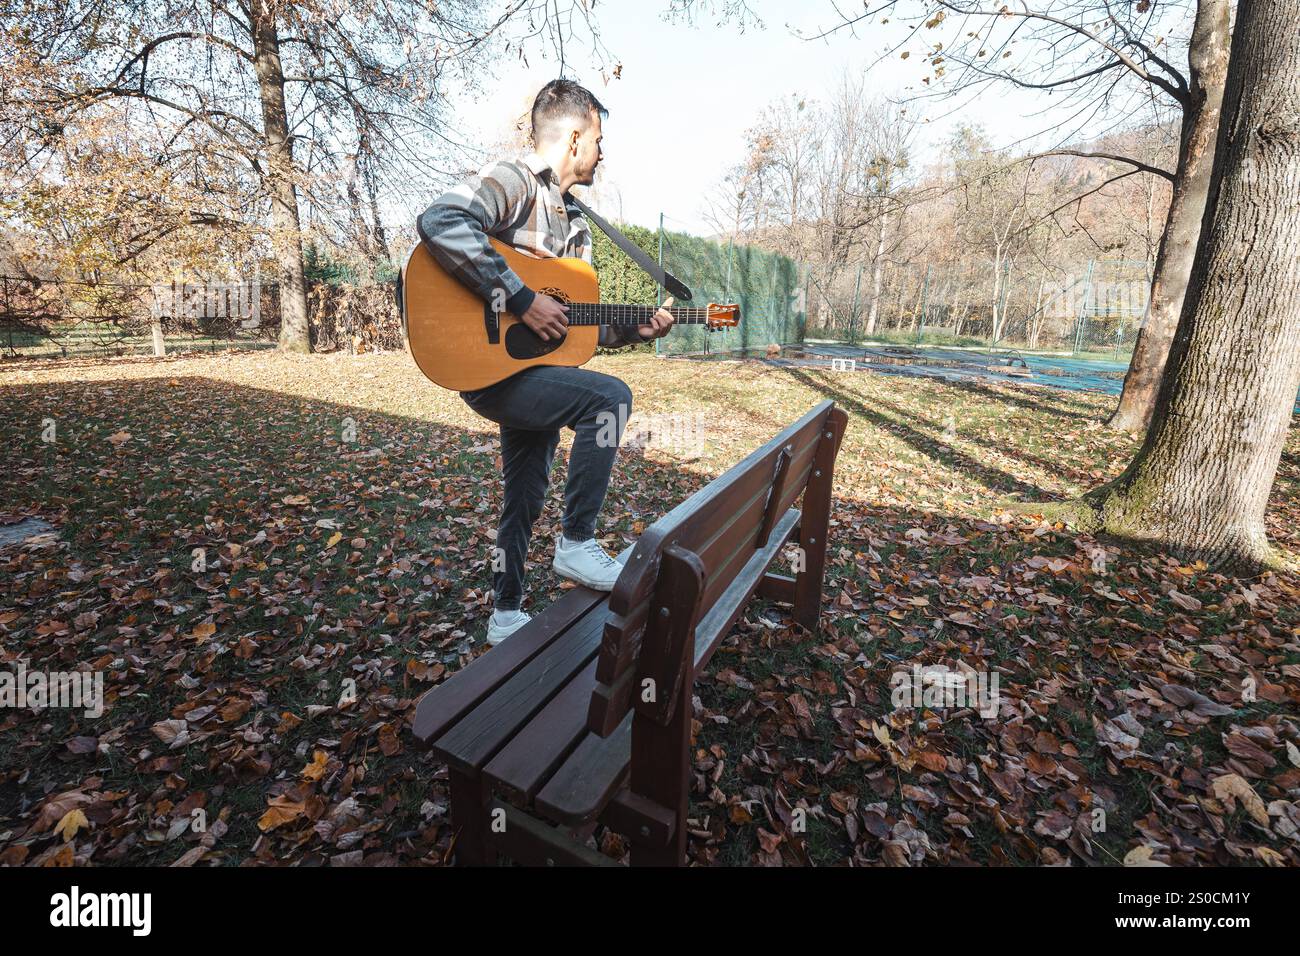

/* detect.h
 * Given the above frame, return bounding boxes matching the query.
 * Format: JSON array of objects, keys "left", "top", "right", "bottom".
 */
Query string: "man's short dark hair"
[{"left": 530, "top": 79, "right": 608, "bottom": 146}]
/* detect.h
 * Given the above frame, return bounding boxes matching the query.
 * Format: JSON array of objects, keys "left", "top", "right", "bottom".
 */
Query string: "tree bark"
[
  {"left": 150, "top": 311, "right": 166, "bottom": 357},
  {"left": 864, "top": 213, "right": 887, "bottom": 336},
  {"left": 1106, "top": 0, "right": 1230, "bottom": 431},
  {"left": 1028, "top": 276, "right": 1046, "bottom": 350},
  {"left": 1066, "top": 0, "right": 1300, "bottom": 568},
  {"left": 251, "top": 0, "right": 311, "bottom": 353},
  {"left": 952, "top": 281, "right": 969, "bottom": 337},
  {"left": 989, "top": 251, "right": 1005, "bottom": 344}
]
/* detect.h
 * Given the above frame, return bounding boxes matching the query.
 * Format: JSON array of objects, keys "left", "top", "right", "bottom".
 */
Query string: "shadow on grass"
[
  {"left": 782, "top": 366, "right": 1055, "bottom": 499},
  {"left": 941, "top": 377, "right": 1106, "bottom": 422}
]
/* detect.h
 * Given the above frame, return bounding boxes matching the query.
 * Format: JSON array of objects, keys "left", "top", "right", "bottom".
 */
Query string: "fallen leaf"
[
  {"left": 53, "top": 808, "right": 89, "bottom": 842},
  {"left": 1211, "top": 773, "right": 1269, "bottom": 825}
]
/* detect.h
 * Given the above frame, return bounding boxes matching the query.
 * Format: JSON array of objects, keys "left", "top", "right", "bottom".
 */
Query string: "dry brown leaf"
[{"left": 1210, "top": 773, "right": 1269, "bottom": 825}]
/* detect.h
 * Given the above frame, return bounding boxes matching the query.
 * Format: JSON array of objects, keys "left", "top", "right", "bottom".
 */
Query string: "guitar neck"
[{"left": 561, "top": 303, "right": 715, "bottom": 326}]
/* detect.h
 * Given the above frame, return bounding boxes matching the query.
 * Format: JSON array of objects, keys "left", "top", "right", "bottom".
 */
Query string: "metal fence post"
[
  {"left": 723, "top": 235, "right": 733, "bottom": 302},
  {"left": 1074, "top": 258, "right": 1096, "bottom": 355},
  {"left": 802, "top": 267, "right": 810, "bottom": 338},
  {"left": 656, "top": 211, "right": 664, "bottom": 310}
]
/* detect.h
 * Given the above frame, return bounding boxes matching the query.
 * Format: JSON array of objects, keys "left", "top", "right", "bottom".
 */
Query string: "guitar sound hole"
[{"left": 505, "top": 322, "right": 566, "bottom": 359}]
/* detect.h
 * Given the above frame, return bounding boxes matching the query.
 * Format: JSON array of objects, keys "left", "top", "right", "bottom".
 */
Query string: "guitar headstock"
[{"left": 705, "top": 303, "right": 740, "bottom": 330}]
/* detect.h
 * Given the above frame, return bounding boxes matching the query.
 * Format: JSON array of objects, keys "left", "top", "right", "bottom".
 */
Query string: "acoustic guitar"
[{"left": 400, "top": 237, "right": 740, "bottom": 391}]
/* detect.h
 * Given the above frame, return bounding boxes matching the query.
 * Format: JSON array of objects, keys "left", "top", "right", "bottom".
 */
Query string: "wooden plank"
[
  {"left": 411, "top": 586, "right": 606, "bottom": 746},
  {"left": 432, "top": 600, "right": 611, "bottom": 773},
  {"left": 633, "top": 545, "right": 705, "bottom": 726},
  {"left": 535, "top": 711, "right": 634, "bottom": 825},
  {"left": 595, "top": 447, "right": 811, "bottom": 686},
  {"left": 448, "top": 769, "right": 493, "bottom": 866},
  {"left": 793, "top": 407, "right": 848, "bottom": 631},
  {"left": 768, "top": 450, "right": 822, "bottom": 530},
  {"left": 690, "top": 438, "right": 815, "bottom": 575},
  {"left": 756, "top": 572, "right": 797, "bottom": 603},
  {"left": 593, "top": 422, "right": 820, "bottom": 688},
  {"left": 756, "top": 444, "right": 793, "bottom": 547},
  {"left": 486, "top": 800, "right": 621, "bottom": 867},
  {"left": 592, "top": 507, "right": 802, "bottom": 730},
  {"left": 603, "top": 788, "right": 677, "bottom": 847},
  {"left": 597, "top": 606, "right": 648, "bottom": 680},
  {"left": 694, "top": 457, "right": 813, "bottom": 615},
  {"left": 482, "top": 658, "right": 598, "bottom": 802},
  {"left": 693, "top": 507, "right": 802, "bottom": 672},
  {"left": 605, "top": 401, "right": 832, "bottom": 619},
  {"left": 587, "top": 668, "right": 637, "bottom": 738}
]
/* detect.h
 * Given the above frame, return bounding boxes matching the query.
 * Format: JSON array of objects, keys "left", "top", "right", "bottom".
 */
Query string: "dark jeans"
[{"left": 460, "top": 365, "right": 633, "bottom": 611}]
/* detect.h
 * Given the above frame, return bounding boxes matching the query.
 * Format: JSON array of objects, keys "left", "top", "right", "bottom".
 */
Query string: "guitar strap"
[{"left": 568, "top": 194, "right": 693, "bottom": 303}]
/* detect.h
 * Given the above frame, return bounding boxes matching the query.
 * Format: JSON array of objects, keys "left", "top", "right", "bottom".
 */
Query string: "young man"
[{"left": 418, "top": 79, "right": 675, "bottom": 645}]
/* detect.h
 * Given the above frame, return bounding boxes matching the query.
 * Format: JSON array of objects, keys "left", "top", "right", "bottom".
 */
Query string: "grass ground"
[{"left": 2, "top": 348, "right": 1298, "bottom": 866}]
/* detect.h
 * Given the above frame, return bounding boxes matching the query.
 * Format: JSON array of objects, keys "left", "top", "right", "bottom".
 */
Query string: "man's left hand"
[{"left": 637, "top": 295, "right": 676, "bottom": 340}]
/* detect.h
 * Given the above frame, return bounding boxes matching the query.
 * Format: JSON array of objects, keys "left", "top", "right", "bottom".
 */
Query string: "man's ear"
[{"left": 569, "top": 128, "right": 581, "bottom": 154}]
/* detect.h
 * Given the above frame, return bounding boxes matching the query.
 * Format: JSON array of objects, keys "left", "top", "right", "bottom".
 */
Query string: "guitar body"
[{"left": 402, "top": 238, "right": 601, "bottom": 391}]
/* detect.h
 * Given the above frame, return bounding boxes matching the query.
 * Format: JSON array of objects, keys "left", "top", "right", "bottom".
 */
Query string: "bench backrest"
[{"left": 587, "top": 399, "right": 844, "bottom": 735}]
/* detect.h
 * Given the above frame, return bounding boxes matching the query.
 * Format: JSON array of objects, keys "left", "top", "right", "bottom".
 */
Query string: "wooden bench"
[{"left": 411, "top": 399, "right": 848, "bottom": 865}]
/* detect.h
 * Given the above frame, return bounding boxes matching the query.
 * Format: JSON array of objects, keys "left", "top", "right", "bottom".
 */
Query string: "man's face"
[{"left": 572, "top": 113, "right": 603, "bottom": 185}]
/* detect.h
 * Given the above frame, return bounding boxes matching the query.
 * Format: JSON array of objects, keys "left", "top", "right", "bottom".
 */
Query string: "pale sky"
[{"left": 446, "top": 0, "right": 1123, "bottom": 235}]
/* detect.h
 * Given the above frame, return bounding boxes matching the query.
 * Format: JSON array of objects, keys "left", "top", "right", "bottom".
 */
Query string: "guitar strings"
[{"left": 559, "top": 305, "right": 725, "bottom": 326}]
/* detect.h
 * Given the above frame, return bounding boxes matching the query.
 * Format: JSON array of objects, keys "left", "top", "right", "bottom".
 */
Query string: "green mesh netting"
[{"left": 591, "top": 218, "right": 806, "bottom": 355}]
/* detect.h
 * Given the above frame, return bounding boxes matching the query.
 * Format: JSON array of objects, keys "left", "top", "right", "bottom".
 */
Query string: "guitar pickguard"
[
  {"left": 504, "top": 285, "right": 570, "bottom": 359},
  {"left": 505, "top": 322, "right": 566, "bottom": 359}
]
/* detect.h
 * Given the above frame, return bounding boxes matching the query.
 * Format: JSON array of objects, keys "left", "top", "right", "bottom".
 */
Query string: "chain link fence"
[
  {"left": 589, "top": 213, "right": 807, "bottom": 357},
  {"left": 653, "top": 215, "right": 807, "bottom": 357}
]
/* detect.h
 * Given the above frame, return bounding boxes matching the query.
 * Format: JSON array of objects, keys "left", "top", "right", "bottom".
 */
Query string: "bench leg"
[
  {"left": 448, "top": 769, "right": 492, "bottom": 866},
  {"left": 793, "top": 408, "right": 846, "bottom": 631},
  {"left": 628, "top": 691, "right": 691, "bottom": 867}
]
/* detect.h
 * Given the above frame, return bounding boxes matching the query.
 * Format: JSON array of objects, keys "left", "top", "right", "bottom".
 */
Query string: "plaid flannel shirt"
[{"left": 416, "top": 152, "right": 641, "bottom": 349}]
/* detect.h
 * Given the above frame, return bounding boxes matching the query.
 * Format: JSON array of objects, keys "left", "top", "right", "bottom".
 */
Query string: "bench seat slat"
[
  {"left": 483, "top": 658, "right": 599, "bottom": 801},
  {"left": 534, "top": 711, "right": 634, "bottom": 825},
  {"left": 411, "top": 587, "right": 607, "bottom": 746},
  {"left": 432, "top": 601, "right": 612, "bottom": 773}
]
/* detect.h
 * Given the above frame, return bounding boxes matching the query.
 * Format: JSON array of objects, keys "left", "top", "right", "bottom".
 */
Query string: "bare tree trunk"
[
  {"left": 893, "top": 274, "right": 905, "bottom": 331},
  {"left": 952, "top": 284, "right": 969, "bottom": 337},
  {"left": 344, "top": 151, "right": 376, "bottom": 261},
  {"left": 362, "top": 152, "right": 391, "bottom": 264},
  {"left": 1065, "top": 0, "right": 1300, "bottom": 568},
  {"left": 1107, "top": 0, "right": 1231, "bottom": 431},
  {"left": 251, "top": 0, "right": 311, "bottom": 354},
  {"left": 151, "top": 313, "right": 166, "bottom": 357},
  {"left": 864, "top": 214, "right": 887, "bottom": 336},
  {"left": 1028, "top": 276, "right": 1046, "bottom": 349},
  {"left": 989, "top": 252, "right": 1004, "bottom": 343}
]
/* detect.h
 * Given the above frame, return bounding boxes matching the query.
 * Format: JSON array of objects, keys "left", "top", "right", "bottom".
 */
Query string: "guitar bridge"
[{"left": 483, "top": 301, "right": 500, "bottom": 345}]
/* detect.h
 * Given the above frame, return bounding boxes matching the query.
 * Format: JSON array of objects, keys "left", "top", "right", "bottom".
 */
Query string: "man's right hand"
[{"left": 520, "top": 293, "right": 569, "bottom": 341}]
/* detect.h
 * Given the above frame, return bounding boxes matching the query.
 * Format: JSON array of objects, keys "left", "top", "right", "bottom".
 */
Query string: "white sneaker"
[
  {"left": 485, "top": 608, "right": 532, "bottom": 645},
  {"left": 552, "top": 534, "right": 623, "bottom": 591}
]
